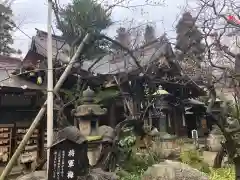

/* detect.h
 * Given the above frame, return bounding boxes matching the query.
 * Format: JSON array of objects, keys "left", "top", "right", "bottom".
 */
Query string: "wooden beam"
[
  {"left": 9, "top": 124, "right": 16, "bottom": 159},
  {"left": 37, "top": 121, "right": 45, "bottom": 166}
]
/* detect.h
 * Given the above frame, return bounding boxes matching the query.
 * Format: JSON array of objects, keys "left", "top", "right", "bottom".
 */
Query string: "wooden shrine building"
[
  {"left": 18, "top": 28, "right": 208, "bottom": 140},
  {"left": 77, "top": 27, "right": 207, "bottom": 137},
  {"left": 0, "top": 55, "right": 46, "bottom": 164}
]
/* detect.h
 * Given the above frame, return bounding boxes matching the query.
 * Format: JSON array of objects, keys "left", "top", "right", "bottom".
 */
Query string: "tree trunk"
[
  {"left": 234, "top": 157, "right": 240, "bottom": 180},
  {"left": 109, "top": 103, "right": 116, "bottom": 128},
  {"left": 235, "top": 162, "right": 240, "bottom": 180},
  {"left": 213, "top": 146, "right": 225, "bottom": 168}
]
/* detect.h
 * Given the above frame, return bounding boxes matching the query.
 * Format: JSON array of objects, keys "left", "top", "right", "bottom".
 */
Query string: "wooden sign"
[
  {"left": 191, "top": 129, "right": 199, "bottom": 148},
  {"left": 48, "top": 139, "right": 89, "bottom": 180},
  {"left": 191, "top": 130, "right": 198, "bottom": 140}
]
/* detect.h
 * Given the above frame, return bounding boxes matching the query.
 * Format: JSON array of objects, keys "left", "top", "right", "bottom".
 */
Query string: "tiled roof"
[
  {"left": 0, "top": 55, "right": 21, "bottom": 82},
  {"left": 23, "top": 29, "right": 176, "bottom": 75},
  {"left": 82, "top": 35, "right": 175, "bottom": 75},
  {"left": 24, "top": 29, "right": 70, "bottom": 64},
  {"left": 0, "top": 56, "right": 44, "bottom": 90}
]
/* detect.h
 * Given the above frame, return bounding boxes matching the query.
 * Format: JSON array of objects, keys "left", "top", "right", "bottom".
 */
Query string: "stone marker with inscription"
[{"left": 47, "top": 138, "right": 89, "bottom": 180}]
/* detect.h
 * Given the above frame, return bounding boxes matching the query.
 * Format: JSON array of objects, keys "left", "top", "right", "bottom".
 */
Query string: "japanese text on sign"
[{"left": 67, "top": 149, "right": 75, "bottom": 179}]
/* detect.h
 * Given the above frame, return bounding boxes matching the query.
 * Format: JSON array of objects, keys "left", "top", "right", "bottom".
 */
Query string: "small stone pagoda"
[{"left": 72, "top": 86, "right": 107, "bottom": 165}]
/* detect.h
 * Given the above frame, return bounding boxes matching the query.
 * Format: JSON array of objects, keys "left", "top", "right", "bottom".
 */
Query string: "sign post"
[
  {"left": 48, "top": 139, "right": 89, "bottom": 180},
  {"left": 191, "top": 129, "right": 199, "bottom": 149}
]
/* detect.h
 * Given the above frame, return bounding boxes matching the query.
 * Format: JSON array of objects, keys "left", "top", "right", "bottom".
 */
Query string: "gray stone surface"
[
  {"left": 98, "top": 126, "right": 115, "bottom": 142},
  {"left": 141, "top": 160, "right": 209, "bottom": 180},
  {"left": 84, "top": 168, "right": 119, "bottom": 180},
  {"left": 206, "top": 134, "right": 225, "bottom": 152},
  {"left": 53, "top": 126, "right": 86, "bottom": 144},
  {"left": 16, "top": 171, "right": 46, "bottom": 180},
  {"left": 206, "top": 125, "right": 225, "bottom": 152},
  {"left": 15, "top": 169, "right": 118, "bottom": 180}
]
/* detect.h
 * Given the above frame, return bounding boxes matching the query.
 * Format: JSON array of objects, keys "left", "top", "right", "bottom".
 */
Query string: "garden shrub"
[
  {"left": 180, "top": 149, "right": 211, "bottom": 173},
  {"left": 209, "top": 167, "right": 234, "bottom": 180},
  {"left": 119, "top": 167, "right": 235, "bottom": 180},
  {"left": 119, "top": 149, "right": 234, "bottom": 180},
  {"left": 117, "top": 147, "right": 164, "bottom": 179}
]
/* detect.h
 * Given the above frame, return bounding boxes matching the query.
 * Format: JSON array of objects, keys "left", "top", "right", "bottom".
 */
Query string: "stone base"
[
  {"left": 206, "top": 134, "right": 225, "bottom": 152},
  {"left": 142, "top": 160, "right": 209, "bottom": 180},
  {"left": 88, "top": 148, "right": 101, "bottom": 166}
]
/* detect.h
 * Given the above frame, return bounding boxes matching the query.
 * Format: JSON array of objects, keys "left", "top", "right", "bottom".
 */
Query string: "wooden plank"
[
  {"left": 10, "top": 125, "right": 15, "bottom": 158},
  {"left": 15, "top": 122, "right": 32, "bottom": 128},
  {"left": 0, "top": 124, "right": 14, "bottom": 128}
]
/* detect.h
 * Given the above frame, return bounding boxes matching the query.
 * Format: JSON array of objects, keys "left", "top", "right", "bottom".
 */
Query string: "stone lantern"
[
  {"left": 151, "top": 88, "right": 171, "bottom": 132},
  {"left": 73, "top": 86, "right": 107, "bottom": 136},
  {"left": 72, "top": 86, "right": 107, "bottom": 165}
]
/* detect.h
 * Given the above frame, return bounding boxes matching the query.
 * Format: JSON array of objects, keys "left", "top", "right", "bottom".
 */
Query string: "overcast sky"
[{"left": 11, "top": 0, "right": 189, "bottom": 57}]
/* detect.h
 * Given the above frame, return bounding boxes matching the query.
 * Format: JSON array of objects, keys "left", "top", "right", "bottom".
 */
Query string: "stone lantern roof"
[
  {"left": 73, "top": 87, "right": 107, "bottom": 117},
  {"left": 82, "top": 86, "right": 95, "bottom": 103}
]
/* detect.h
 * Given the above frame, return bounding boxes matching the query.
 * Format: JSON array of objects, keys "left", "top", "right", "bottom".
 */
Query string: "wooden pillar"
[
  {"left": 134, "top": 95, "right": 141, "bottom": 118},
  {"left": 37, "top": 121, "right": 45, "bottom": 163},
  {"left": 9, "top": 123, "right": 16, "bottom": 159},
  {"left": 109, "top": 103, "right": 116, "bottom": 128},
  {"left": 175, "top": 108, "right": 181, "bottom": 136},
  {"left": 174, "top": 108, "right": 179, "bottom": 136},
  {"left": 181, "top": 110, "right": 187, "bottom": 136}
]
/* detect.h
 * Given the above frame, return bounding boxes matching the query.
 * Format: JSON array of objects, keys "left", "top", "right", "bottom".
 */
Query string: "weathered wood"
[
  {"left": 236, "top": 164, "right": 240, "bottom": 180},
  {"left": 37, "top": 121, "right": 45, "bottom": 167},
  {"left": 109, "top": 103, "right": 116, "bottom": 128},
  {"left": 235, "top": 157, "right": 240, "bottom": 180},
  {"left": 9, "top": 124, "right": 16, "bottom": 159}
]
